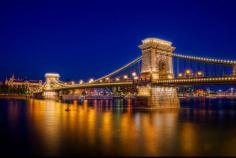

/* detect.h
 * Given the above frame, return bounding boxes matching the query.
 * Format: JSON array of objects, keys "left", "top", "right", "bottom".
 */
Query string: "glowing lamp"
[
  {"left": 89, "top": 78, "right": 94, "bottom": 83},
  {"left": 178, "top": 73, "right": 183, "bottom": 77},
  {"left": 185, "top": 69, "right": 191, "bottom": 74},
  {"left": 79, "top": 80, "right": 84, "bottom": 84},
  {"left": 197, "top": 71, "right": 203, "bottom": 76},
  {"left": 132, "top": 72, "right": 136, "bottom": 77}
]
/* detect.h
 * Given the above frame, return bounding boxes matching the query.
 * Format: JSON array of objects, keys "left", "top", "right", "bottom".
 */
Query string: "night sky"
[{"left": 1, "top": 0, "right": 236, "bottom": 82}]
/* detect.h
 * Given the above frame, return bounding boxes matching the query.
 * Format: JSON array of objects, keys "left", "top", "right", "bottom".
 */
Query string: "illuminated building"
[{"left": 5, "top": 75, "right": 43, "bottom": 93}]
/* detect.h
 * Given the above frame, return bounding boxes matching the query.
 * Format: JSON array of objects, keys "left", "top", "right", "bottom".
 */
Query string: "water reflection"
[{"left": 0, "top": 98, "right": 236, "bottom": 156}]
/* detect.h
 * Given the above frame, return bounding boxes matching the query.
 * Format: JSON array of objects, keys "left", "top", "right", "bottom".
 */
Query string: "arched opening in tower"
[{"left": 159, "top": 60, "right": 169, "bottom": 79}]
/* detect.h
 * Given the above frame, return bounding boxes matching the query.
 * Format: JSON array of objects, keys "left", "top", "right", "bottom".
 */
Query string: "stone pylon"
[{"left": 137, "top": 38, "right": 179, "bottom": 109}]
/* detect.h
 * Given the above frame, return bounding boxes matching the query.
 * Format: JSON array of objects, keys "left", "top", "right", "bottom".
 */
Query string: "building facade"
[{"left": 5, "top": 75, "right": 43, "bottom": 93}]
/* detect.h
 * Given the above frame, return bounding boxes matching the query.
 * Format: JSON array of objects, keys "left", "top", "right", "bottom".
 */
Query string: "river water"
[{"left": 0, "top": 98, "right": 236, "bottom": 156}]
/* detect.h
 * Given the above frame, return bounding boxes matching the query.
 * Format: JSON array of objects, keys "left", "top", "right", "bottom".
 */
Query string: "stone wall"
[
  {"left": 149, "top": 86, "right": 179, "bottom": 109},
  {"left": 137, "top": 86, "right": 180, "bottom": 109}
]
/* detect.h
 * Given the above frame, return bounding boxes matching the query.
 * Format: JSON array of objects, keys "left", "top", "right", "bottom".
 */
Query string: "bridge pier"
[
  {"left": 137, "top": 86, "right": 179, "bottom": 109},
  {"left": 43, "top": 90, "right": 58, "bottom": 99}
]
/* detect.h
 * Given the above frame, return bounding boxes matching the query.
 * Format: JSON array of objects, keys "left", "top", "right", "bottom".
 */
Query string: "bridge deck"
[
  {"left": 53, "top": 81, "right": 133, "bottom": 91},
  {"left": 47, "top": 76, "right": 236, "bottom": 91},
  {"left": 153, "top": 76, "right": 236, "bottom": 85}
]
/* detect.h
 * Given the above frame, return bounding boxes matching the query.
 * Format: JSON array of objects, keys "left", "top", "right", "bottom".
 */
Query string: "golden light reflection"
[
  {"left": 180, "top": 123, "right": 198, "bottom": 155},
  {"left": 28, "top": 99, "right": 67, "bottom": 155},
  {"left": 87, "top": 103, "right": 96, "bottom": 145},
  {"left": 140, "top": 114, "right": 158, "bottom": 155},
  {"left": 119, "top": 113, "right": 138, "bottom": 155},
  {"left": 100, "top": 112, "right": 112, "bottom": 147},
  {"left": 6, "top": 98, "right": 235, "bottom": 156}
]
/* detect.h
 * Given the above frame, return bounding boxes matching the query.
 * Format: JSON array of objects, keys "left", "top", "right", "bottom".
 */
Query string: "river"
[{"left": 0, "top": 98, "right": 236, "bottom": 156}]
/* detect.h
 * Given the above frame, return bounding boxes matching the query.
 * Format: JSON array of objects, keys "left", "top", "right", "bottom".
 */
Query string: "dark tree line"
[{"left": 0, "top": 84, "right": 28, "bottom": 94}]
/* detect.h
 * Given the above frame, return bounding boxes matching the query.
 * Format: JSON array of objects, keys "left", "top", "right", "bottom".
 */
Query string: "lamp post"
[
  {"left": 185, "top": 69, "right": 193, "bottom": 78},
  {"left": 196, "top": 71, "right": 204, "bottom": 77},
  {"left": 178, "top": 73, "right": 183, "bottom": 78}
]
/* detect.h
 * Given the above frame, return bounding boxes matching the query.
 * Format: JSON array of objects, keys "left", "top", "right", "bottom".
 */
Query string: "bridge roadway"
[
  {"left": 153, "top": 76, "right": 236, "bottom": 86},
  {"left": 51, "top": 76, "right": 236, "bottom": 91},
  {"left": 52, "top": 81, "right": 134, "bottom": 91}
]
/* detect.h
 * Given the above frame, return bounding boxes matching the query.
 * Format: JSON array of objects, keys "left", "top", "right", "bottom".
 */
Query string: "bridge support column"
[
  {"left": 43, "top": 90, "right": 58, "bottom": 99},
  {"left": 138, "top": 86, "right": 179, "bottom": 109},
  {"left": 137, "top": 38, "right": 179, "bottom": 109}
]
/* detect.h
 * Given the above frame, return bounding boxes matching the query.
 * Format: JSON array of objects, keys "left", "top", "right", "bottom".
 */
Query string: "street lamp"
[
  {"left": 178, "top": 73, "right": 183, "bottom": 78},
  {"left": 79, "top": 80, "right": 84, "bottom": 84},
  {"left": 196, "top": 71, "right": 203, "bottom": 77},
  {"left": 132, "top": 72, "right": 136, "bottom": 77},
  {"left": 185, "top": 69, "right": 191, "bottom": 74},
  {"left": 185, "top": 69, "right": 193, "bottom": 78},
  {"left": 116, "top": 78, "right": 120, "bottom": 81},
  {"left": 123, "top": 75, "right": 128, "bottom": 79},
  {"left": 89, "top": 78, "right": 94, "bottom": 83}
]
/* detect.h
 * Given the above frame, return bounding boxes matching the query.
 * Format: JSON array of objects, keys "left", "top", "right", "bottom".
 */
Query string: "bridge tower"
[
  {"left": 139, "top": 38, "right": 175, "bottom": 80},
  {"left": 138, "top": 38, "right": 179, "bottom": 109},
  {"left": 43, "top": 73, "right": 60, "bottom": 99}
]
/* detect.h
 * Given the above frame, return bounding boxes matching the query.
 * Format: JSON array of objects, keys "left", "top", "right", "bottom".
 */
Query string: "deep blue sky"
[{"left": 0, "top": 0, "right": 236, "bottom": 81}]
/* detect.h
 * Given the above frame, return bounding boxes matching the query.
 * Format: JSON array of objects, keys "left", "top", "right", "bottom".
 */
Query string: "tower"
[
  {"left": 43, "top": 73, "right": 60, "bottom": 99},
  {"left": 137, "top": 38, "right": 179, "bottom": 109},
  {"left": 139, "top": 38, "right": 175, "bottom": 81}
]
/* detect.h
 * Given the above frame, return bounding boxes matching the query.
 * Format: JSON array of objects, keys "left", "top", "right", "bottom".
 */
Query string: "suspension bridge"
[{"left": 34, "top": 38, "right": 236, "bottom": 109}]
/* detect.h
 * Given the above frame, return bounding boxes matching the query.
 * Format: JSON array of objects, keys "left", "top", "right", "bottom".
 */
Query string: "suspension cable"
[
  {"left": 94, "top": 56, "right": 142, "bottom": 82},
  {"left": 160, "top": 52, "right": 236, "bottom": 65}
]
